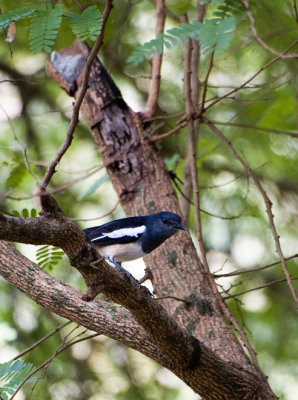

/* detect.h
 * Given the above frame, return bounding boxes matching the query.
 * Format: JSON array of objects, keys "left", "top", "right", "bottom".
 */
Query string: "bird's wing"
[{"left": 83, "top": 218, "right": 147, "bottom": 246}]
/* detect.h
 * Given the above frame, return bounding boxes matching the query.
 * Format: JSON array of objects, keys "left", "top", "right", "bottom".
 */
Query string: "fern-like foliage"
[
  {"left": 65, "top": 5, "right": 103, "bottom": 41},
  {"left": 1, "top": 4, "right": 102, "bottom": 54},
  {"left": 0, "top": 6, "right": 36, "bottom": 30},
  {"left": 213, "top": 0, "right": 244, "bottom": 20},
  {"left": 128, "top": 15, "right": 236, "bottom": 65},
  {"left": 29, "top": 5, "right": 62, "bottom": 54},
  {"left": 36, "top": 245, "right": 64, "bottom": 270},
  {"left": 0, "top": 359, "right": 36, "bottom": 400}
]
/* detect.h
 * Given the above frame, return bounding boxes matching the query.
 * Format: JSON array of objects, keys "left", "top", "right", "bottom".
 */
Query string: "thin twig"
[
  {"left": 204, "top": 117, "right": 298, "bottom": 309},
  {"left": 149, "top": 120, "right": 187, "bottom": 142},
  {"left": 243, "top": 0, "right": 298, "bottom": 58},
  {"left": 11, "top": 330, "right": 100, "bottom": 399},
  {"left": 0, "top": 105, "right": 39, "bottom": 183},
  {"left": 224, "top": 277, "right": 298, "bottom": 300},
  {"left": 156, "top": 295, "right": 191, "bottom": 305},
  {"left": 41, "top": 0, "right": 114, "bottom": 188},
  {"left": 143, "top": 0, "right": 165, "bottom": 119},
  {"left": 71, "top": 200, "right": 119, "bottom": 221},
  {"left": 214, "top": 253, "right": 298, "bottom": 278},
  {"left": 49, "top": 165, "right": 103, "bottom": 194},
  {"left": 12, "top": 321, "right": 71, "bottom": 361},
  {"left": 204, "top": 39, "right": 298, "bottom": 112},
  {"left": 143, "top": 110, "right": 184, "bottom": 122},
  {"left": 0, "top": 165, "right": 104, "bottom": 201},
  {"left": 173, "top": 172, "right": 248, "bottom": 220},
  {"left": 199, "top": 51, "right": 214, "bottom": 114},
  {"left": 183, "top": 37, "right": 207, "bottom": 265},
  {"left": 203, "top": 120, "right": 298, "bottom": 139},
  {"left": 293, "top": 0, "right": 298, "bottom": 22}
]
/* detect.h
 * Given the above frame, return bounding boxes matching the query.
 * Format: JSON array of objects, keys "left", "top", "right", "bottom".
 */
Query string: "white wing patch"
[{"left": 91, "top": 225, "right": 146, "bottom": 242}]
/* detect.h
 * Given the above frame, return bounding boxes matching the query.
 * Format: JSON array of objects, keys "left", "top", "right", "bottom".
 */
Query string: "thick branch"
[
  {"left": 0, "top": 241, "right": 166, "bottom": 367},
  {"left": 0, "top": 205, "right": 200, "bottom": 372},
  {"left": 41, "top": 0, "right": 114, "bottom": 188}
]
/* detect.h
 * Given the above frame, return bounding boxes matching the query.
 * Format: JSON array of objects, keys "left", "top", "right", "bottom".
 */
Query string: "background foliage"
[{"left": 0, "top": 0, "right": 297, "bottom": 399}]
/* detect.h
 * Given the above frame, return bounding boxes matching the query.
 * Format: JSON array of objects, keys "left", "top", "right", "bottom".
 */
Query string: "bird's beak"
[{"left": 177, "top": 223, "right": 187, "bottom": 231}]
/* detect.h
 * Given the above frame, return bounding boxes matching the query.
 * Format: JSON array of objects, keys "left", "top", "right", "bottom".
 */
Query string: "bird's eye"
[{"left": 162, "top": 218, "right": 168, "bottom": 224}]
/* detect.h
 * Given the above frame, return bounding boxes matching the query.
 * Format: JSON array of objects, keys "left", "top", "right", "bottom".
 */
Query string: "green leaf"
[
  {"left": 79, "top": 174, "right": 110, "bottom": 199},
  {"left": 5, "top": 163, "right": 27, "bottom": 188},
  {"left": 29, "top": 5, "right": 62, "bottom": 54},
  {"left": 22, "top": 208, "right": 29, "bottom": 218},
  {"left": 0, "top": 6, "right": 36, "bottom": 30},
  {"left": 11, "top": 210, "right": 21, "bottom": 217},
  {"left": 30, "top": 208, "right": 38, "bottom": 218},
  {"left": 65, "top": 5, "right": 103, "bottom": 41}
]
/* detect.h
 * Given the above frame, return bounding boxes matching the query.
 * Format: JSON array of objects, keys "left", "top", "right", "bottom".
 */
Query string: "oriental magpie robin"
[{"left": 83, "top": 211, "right": 186, "bottom": 288}]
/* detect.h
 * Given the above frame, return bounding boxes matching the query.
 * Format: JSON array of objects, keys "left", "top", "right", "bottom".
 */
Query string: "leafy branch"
[
  {"left": 0, "top": 360, "right": 36, "bottom": 400},
  {"left": 128, "top": 16, "right": 236, "bottom": 66},
  {"left": 0, "top": 4, "right": 103, "bottom": 54},
  {"left": 0, "top": 6, "right": 36, "bottom": 30}
]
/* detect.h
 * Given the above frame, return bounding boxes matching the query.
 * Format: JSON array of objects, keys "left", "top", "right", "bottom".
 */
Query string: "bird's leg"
[
  {"left": 108, "top": 257, "right": 153, "bottom": 296},
  {"left": 108, "top": 257, "right": 141, "bottom": 286}
]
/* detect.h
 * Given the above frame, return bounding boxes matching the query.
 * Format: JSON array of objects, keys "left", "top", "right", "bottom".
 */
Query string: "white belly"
[{"left": 98, "top": 242, "right": 146, "bottom": 262}]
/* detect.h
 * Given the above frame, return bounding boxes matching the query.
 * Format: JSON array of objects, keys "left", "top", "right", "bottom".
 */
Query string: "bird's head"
[{"left": 150, "top": 211, "right": 186, "bottom": 238}]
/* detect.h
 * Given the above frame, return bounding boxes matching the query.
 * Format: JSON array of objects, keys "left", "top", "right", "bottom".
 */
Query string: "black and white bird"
[{"left": 83, "top": 211, "right": 186, "bottom": 287}]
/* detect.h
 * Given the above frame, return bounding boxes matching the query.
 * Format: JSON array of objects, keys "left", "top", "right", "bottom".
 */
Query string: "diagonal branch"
[
  {"left": 204, "top": 40, "right": 298, "bottom": 112},
  {"left": 243, "top": 0, "right": 298, "bottom": 59},
  {"left": 0, "top": 194, "right": 201, "bottom": 371},
  {"left": 214, "top": 253, "right": 298, "bottom": 279},
  {"left": 204, "top": 120, "right": 298, "bottom": 139},
  {"left": 41, "top": 0, "right": 114, "bottom": 188},
  {"left": 0, "top": 241, "right": 166, "bottom": 365},
  {"left": 224, "top": 277, "right": 298, "bottom": 300}
]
